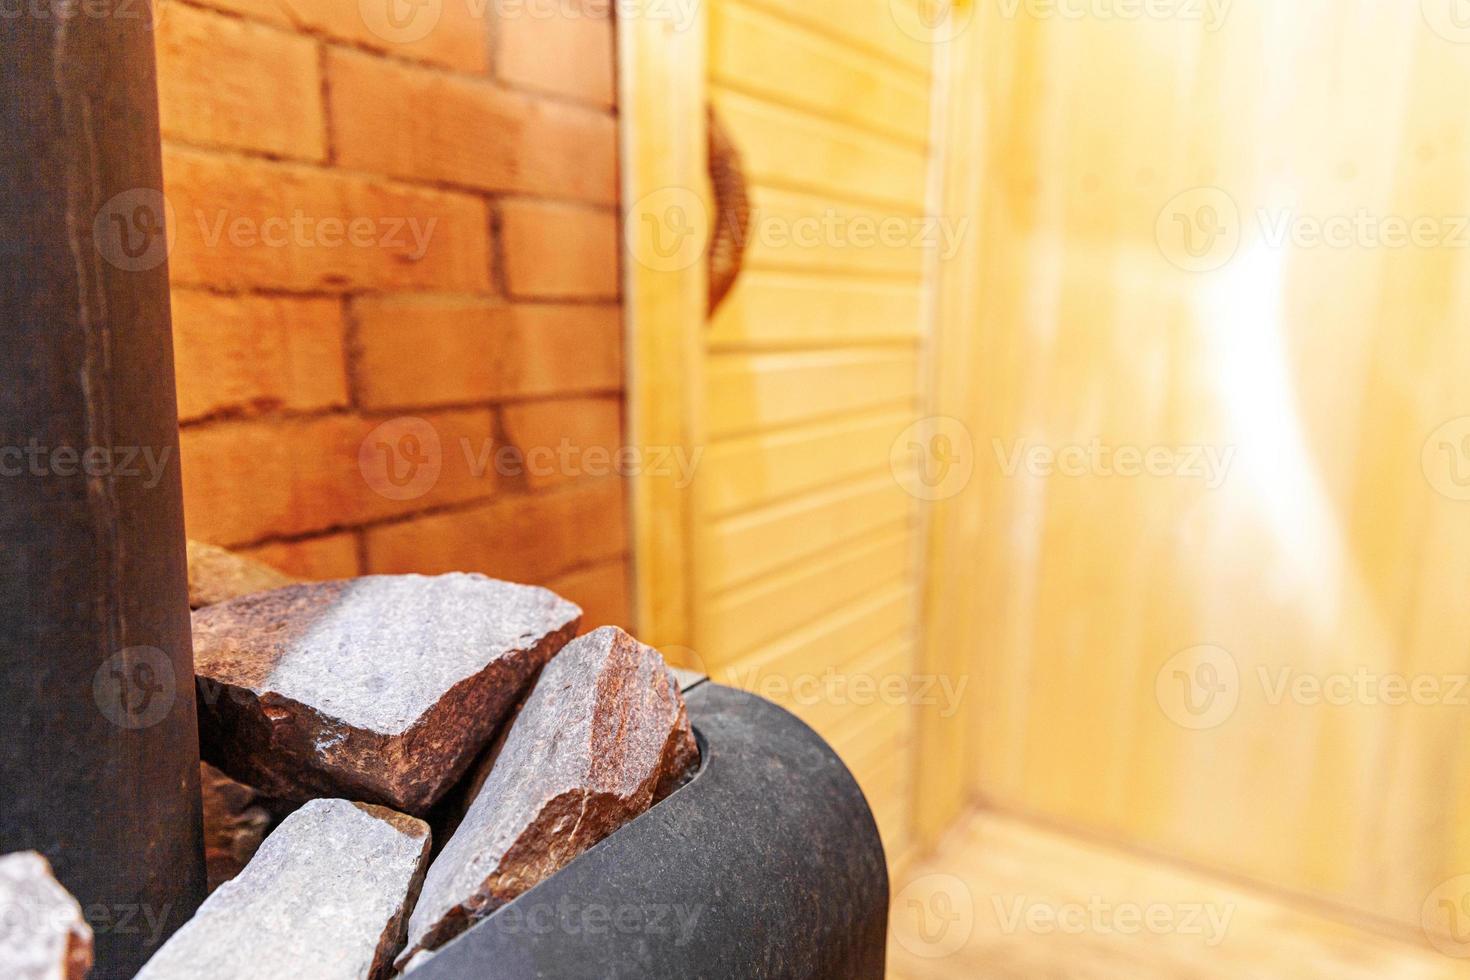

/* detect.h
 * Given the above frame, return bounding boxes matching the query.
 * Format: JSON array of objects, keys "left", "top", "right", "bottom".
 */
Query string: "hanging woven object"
[{"left": 707, "top": 106, "right": 751, "bottom": 316}]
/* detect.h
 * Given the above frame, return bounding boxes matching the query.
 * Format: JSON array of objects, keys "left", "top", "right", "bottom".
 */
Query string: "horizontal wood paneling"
[
  {"left": 696, "top": 0, "right": 933, "bottom": 863},
  {"left": 706, "top": 350, "right": 919, "bottom": 438},
  {"left": 709, "top": 272, "right": 924, "bottom": 351},
  {"left": 710, "top": 0, "right": 930, "bottom": 147}
]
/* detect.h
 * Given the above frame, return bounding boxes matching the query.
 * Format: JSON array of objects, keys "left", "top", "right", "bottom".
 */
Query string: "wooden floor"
[{"left": 889, "top": 812, "right": 1470, "bottom": 980}]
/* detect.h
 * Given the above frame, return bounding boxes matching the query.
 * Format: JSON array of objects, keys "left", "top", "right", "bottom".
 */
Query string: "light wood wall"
[
  {"left": 949, "top": 0, "right": 1470, "bottom": 934},
  {"left": 697, "top": 0, "right": 942, "bottom": 866}
]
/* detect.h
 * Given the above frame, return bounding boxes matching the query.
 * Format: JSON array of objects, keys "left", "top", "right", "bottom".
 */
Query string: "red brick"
[
  {"left": 352, "top": 296, "right": 622, "bottom": 409},
  {"left": 547, "top": 559, "right": 631, "bottom": 632},
  {"left": 500, "top": 201, "right": 620, "bottom": 299},
  {"left": 242, "top": 533, "right": 361, "bottom": 580},
  {"left": 155, "top": 2, "right": 325, "bottom": 160},
  {"left": 326, "top": 49, "right": 616, "bottom": 204},
  {"left": 163, "top": 146, "right": 492, "bottom": 293},
  {"left": 181, "top": 410, "right": 495, "bottom": 545},
  {"left": 186, "top": 0, "right": 489, "bottom": 72},
  {"left": 496, "top": 4, "right": 615, "bottom": 108},
  {"left": 364, "top": 478, "right": 627, "bottom": 581},
  {"left": 500, "top": 397, "right": 622, "bottom": 491},
  {"left": 172, "top": 290, "right": 348, "bottom": 423}
]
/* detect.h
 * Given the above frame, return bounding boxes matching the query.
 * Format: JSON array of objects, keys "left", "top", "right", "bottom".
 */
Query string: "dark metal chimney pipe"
[{"left": 0, "top": 6, "right": 206, "bottom": 977}]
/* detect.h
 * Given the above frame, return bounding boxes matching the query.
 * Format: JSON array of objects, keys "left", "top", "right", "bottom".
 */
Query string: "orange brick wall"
[{"left": 153, "top": 0, "right": 629, "bottom": 630}]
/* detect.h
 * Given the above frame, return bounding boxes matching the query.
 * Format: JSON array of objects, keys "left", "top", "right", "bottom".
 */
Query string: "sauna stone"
[
  {"left": 0, "top": 852, "right": 93, "bottom": 980},
  {"left": 136, "top": 799, "right": 429, "bottom": 980},
  {"left": 398, "top": 627, "right": 699, "bottom": 964},
  {"left": 186, "top": 539, "right": 295, "bottom": 609},
  {"left": 200, "top": 762, "right": 273, "bottom": 892},
  {"left": 192, "top": 574, "right": 581, "bottom": 815}
]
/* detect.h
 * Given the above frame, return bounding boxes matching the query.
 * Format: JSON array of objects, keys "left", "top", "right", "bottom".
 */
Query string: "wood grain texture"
[
  {"left": 691, "top": 0, "right": 939, "bottom": 862},
  {"left": 947, "top": 0, "right": 1470, "bottom": 933},
  {"left": 619, "top": 4, "right": 709, "bottom": 652},
  {"left": 890, "top": 812, "right": 1470, "bottom": 979}
]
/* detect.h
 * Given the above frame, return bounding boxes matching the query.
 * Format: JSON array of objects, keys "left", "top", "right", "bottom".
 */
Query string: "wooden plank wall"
[
  {"left": 957, "top": 0, "right": 1470, "bottom": 935},
  {"left": 699, "top": 0, "right": 938, "bottom": 865}
]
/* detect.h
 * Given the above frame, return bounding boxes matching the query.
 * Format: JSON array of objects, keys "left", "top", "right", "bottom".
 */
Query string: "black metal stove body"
[{"left": 414, "top": 678, "right": 890, "bottom": 980}]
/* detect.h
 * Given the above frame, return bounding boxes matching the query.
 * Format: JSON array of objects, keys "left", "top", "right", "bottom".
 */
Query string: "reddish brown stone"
[
  {"left": 0, "top": 852, "right": 93, "bottom": 980},
  {"left": 399, "top": 627, "right": 698, "bottom": 963},
  {"left": 200, "top": 763, "right": 273, "bottom": 892},
  {"left": 187, "top": 539, "right": 295, "bottom": 609},
  {"left": 192, "top": 574, "right": 581, "bottom": 815}
]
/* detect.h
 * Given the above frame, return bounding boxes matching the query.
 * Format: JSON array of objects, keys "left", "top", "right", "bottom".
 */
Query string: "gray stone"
[
  {"left": 135, "top": 799, "right": 430, "bottom": 980},
  {"left": 399, "top": 627, "right": 698, "bottom": 964},
  {"left": 193, "top": 574, "right": 582, "bottom": 814},
  {"left": 0, "top": 852, "right": 93, "bottom": 980}
]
